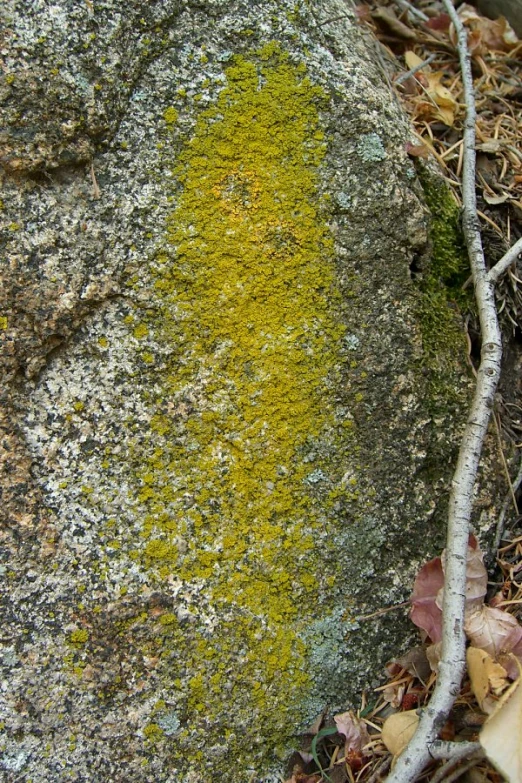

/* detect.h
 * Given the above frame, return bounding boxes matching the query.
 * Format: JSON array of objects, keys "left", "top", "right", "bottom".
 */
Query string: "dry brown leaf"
[
  {"left": 426, "top": 72, "right": 457, "bottom": 126},
  {"left": 426, "top": 641, "right": 442, "bottom": 673},
  {"left": 463, "top": 541, "right": 489, "bottom": 614},
  {"left": 333, "top": 710, "right": 370, "bottom": 753},
  {"left": 426, "top": 13, "right": 451, "bottom": 32},
  {"left": 394, "top": 646, "right": 432, "bottom": 682},
  {"left": 410, "top": 556, "right": 444, "bottom": 643},
  {"left": 382, "top": 683, "right": 406, "bottom": 708},
  {"left": 381, "top": 711, "right": 419, "bottom": 756},
  {"left": 483, "top": 192, "right": 510, "bottom": 205},
  {"left": 465, "top": 605, "right": 522, "bottom": 658},
  {"left": 467, "top": 646, "right": 509, "bottom": 713},
  {"left": 480, "top": 672, "right": 522, "bottom": 782},
  {"left": 458, "top": 3, "right": 519, "bottom": 53},
  {"left": 405, "top": 141, "right": 430, "bottom": 159},
  {"left": 498, "top": 653, "right": 522, "bottom": 682}
]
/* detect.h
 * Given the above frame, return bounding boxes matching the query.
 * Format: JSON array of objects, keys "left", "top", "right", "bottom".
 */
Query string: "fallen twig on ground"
[
  {"left": 488, "top": 235, "right": 522, "bottom": 283},
  {"left": 385, "top": 1, "right": 503, "bottom": 780}
]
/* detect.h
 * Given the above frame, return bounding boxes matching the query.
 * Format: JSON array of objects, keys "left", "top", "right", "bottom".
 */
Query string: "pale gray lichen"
[{"left": 357, "top": 132, "right": 387, "bottom": 162}]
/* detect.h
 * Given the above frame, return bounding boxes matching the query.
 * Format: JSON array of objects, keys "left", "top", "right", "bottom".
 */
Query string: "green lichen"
[
  {"left": 69, "top": 629, "right": 89, "bottom": 646},
  {"left": 163, "top": 106, "right": 178, "bottom": 126},
  {"left": 143, "top": 722, "right": 164, "bottom": 742},
  {"left": 417, "top": 167, "right": 471, "bottom": 411},
  {"left": 133, "top": 323, "right": 148, "bottom": 339},
  {"left": 129, "top": 43, "right": 357, "bottom": 770}
]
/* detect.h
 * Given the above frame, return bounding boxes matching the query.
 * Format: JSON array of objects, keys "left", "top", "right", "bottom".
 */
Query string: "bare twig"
[
  {"left": 395, "top": 54, "right": 437, "bottom": 85},
  {"left": 385, "top": 3, "right": 503, "bottom": 781},
  {"left": 428, "top": 740, "right": 483, "bottom": 762},
  {"left": 430, "top": 755, "right": 483, "bottom": 783},
  {"left": 393, "top": 0, "right": 429, "bottom": 23},
  {"left": 366, "top": 755, "right": 392, "bottom": 783},
  {"left": 493, "top": 411, "right": 519, "bottom": 514},
  {"left": 494, "top": 453, "right": 522, "bottom": 551},
  {"left": 487, "top": 236, "right": 522, "bottom": 284},
  {"left": 357, "top": 601, "right": 409, "bottom": 621}
]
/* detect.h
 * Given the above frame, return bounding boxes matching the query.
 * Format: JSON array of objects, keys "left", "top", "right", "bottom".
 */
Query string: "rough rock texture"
[{"left": 0, "top": 1, "right": 495, "bottom": 780}]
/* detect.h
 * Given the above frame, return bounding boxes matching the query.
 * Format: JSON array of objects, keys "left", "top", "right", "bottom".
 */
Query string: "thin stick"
[
  {"left": 395, "top": 54, "right": 436, "bottom": 85},
  {"left": 428, "top": 740, "right": 482, "bottom": 762},
  {"left": 487, "top": 236, "right": 522, "bottom": 284},
  {"left": 366, "top": 756, "right": 392, "bottom": 783},
  {"left": 430, "top": 755, "right": 483, "bottom": 783},
  {"left": 385, "top": 3, "right": 503, "bottom": 780},
  {"left": 393, "top": 0, "right": 429, "bottom": 22},
  {"left": 493, "top": 411, "right": 519, "bottom": 514},
  {"left": 494, "top": 454, "right": 522, "bottom": 551},
  {"left": 357, "top": 601, "right": 409, "bottom": 621}
]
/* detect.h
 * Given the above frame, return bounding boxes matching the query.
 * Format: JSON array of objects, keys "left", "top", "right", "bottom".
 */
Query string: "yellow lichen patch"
[
  {"left": 134, "top": 44, "right": 352, "bottom": 752},
  {"left": 69, "top": 629, "right": 89, "bottom": 646}
]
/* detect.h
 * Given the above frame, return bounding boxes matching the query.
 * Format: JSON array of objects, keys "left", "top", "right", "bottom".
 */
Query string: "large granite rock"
[{"left": 0, "top": 1, "right": 483, "bottom": 780}]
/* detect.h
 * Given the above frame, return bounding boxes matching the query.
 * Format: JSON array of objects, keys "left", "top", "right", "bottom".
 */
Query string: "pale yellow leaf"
[
  {"left": 467, "top": 646, "right": 508, "bottom": 713},
  {"left": 427, "top": 72, "right": 457, "bottom": 109},
  {"left": 434, "top": 106, "right": 455, "bottom": 126},
  {"left": 404, "top": 51, "right": 426, "bottom": 70},
  {"left": 480, "top": 673, "right": 522, "bottom": 782},
  {"left": 381, "top": 710, "right": 419, "bottom": 756},
  {"left": 426, "top": 641, "right": 442, "bottom": 673}
]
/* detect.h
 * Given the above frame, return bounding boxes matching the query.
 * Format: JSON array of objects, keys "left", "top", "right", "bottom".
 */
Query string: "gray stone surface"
[{"left": 0, "top": 1, "right": 493, "bottom": 780}]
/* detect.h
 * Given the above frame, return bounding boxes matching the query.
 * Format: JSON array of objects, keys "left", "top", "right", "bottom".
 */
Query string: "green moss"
[
  {"left": 129, "top": 43, "right": 358, "bottom": 769},
  {"left": 416, "top": 167, "right": 471, "bottom": 411}
]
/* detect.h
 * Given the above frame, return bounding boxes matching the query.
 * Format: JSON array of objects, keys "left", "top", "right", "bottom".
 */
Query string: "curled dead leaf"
[
  {"left": 467, "top": 646, "right": 509, "bottom": 713},
  {"left": 393, "top": 646, "right": 432, "bottom": 682},
  {"left": 410, "top": 556, "right": 444, "bottom": 643},
  {"left": 465, "top": 605, "right": 522, "bottom": 659},
  {"left": 480, "top": 670, "right": 522, "bottom": 782},
  {"left": 458, "top": 3, "right": 519, "bottom": 53},
  {"left": 381, "top": 710, "right": 420, "bottom": 756},
  {"left": 405, "top": 141, "right": 430, "bottom": 159},
  {"left": 333, "top": 710, "right": 370, "bottom": 754},
  {"left": 483, "top": 192, "right": 510, "bottom": 205},
  {"left": 426, "top": 641, "right": 442, "bottom": 673}
]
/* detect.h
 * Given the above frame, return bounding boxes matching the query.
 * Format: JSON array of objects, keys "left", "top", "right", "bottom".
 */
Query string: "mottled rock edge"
[{"left": 0, "top": 1, "right": 492, "bottom": 781}]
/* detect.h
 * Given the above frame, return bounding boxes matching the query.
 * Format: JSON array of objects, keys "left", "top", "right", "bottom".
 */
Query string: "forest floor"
[{"left": 283, "top": 1, "right": 522, "bottom": 781}]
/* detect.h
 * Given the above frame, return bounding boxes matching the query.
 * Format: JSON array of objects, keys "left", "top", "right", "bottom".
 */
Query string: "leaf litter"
[{"left": 280, "top": 1, "right": 522, "bottom": 781}]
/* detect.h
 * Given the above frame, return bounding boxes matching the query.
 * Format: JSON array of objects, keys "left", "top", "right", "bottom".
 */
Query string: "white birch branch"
[
  {"left": 487, "top": 236, "right": 522, "bottom": 284},
  {"left": 385, "top": 3, "right": 503, "bottom": 781},
  {"left": 428, "top": 740, "right": 482, "bottom": 762}
]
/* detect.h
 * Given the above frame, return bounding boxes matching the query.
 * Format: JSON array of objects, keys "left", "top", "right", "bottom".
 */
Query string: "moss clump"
[
  {"left": 417, "top": 167, "right": 471, "bottom": 411},
  {"left": 128, "top": 43, "right": 357, "bottom": 768}
]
